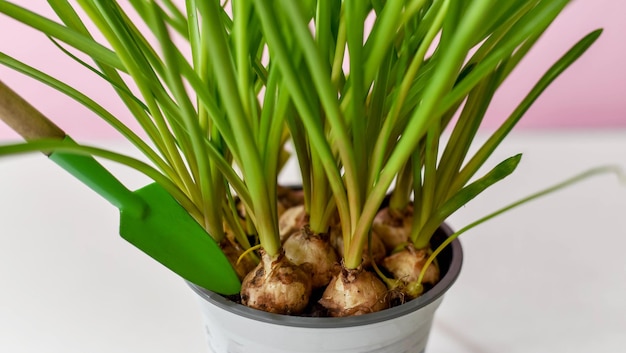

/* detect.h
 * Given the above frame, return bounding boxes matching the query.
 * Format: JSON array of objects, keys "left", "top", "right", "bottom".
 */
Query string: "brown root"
[
  {"left": 319, "top": 266, "right": 389, "bottom": 317},
  {"left": 219, "top": 238, "right": 257, "bottom": 281},
  {"left": 382, "top": 244, "right": 439, "bottom": 298},
  {"left": 372, "top": 205, "right": 413, "bottom": 252},
  {"left": 283, "top": 226, "right": 338, "bottom": 288},
  {"left": 240, "top": 250, "right": 312, "bottom": 315}
]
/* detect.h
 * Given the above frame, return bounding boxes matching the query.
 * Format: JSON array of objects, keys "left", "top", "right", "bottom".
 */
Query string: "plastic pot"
[{"left": 188, "top": 223, "right": 462, "bottom": 353}]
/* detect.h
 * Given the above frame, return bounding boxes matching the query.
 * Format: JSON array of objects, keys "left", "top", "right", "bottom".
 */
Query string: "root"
[{"left": 219, "top": 238, "right": 257, "bottom": 281}]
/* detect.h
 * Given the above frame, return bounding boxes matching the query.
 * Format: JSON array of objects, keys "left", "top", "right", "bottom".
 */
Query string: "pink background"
[{"left": 1, "top": 0, "right": 625, "bottom": 139}]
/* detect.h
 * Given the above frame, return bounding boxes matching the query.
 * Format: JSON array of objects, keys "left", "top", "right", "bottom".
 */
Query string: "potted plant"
[{"left": 0, "top": 1, "right": 619, "bottom": 352}]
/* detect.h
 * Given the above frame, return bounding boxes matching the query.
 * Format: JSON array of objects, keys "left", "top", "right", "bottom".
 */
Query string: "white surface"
[{"left": 0, "top": 130, "right": 625, "bottom": 352}]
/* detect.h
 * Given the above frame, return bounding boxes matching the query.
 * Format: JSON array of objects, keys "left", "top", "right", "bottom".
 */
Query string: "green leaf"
[
  {"left": 254, "top": 0, "right": 351, "bottom": 246},
  {"left": 418, "top": 164, "right": 625, "bottom": 286},
  {"left": 415, "top": 153, "right": 522, "bottom": 247},
  {"left": 451, "top": 29, "right": 603, "bottom": 194},
  {"left": 0, "top": 1, "right": 123, "bottom": 69},
  {"left": 0, "top": 52, "right": 171, "bottom": 174}
]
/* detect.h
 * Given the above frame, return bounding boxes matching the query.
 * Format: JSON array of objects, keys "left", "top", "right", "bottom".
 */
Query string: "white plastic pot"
[{"left": 188, "top": 224, "right": 462, "bottom": 353}]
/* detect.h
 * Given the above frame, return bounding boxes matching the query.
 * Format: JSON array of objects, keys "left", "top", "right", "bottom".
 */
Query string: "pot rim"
[{"left": 188, "top": 223, "right": 462, "bottom": 328}]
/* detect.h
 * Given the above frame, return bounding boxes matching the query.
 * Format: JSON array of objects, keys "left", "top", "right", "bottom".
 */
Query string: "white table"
[{"left": 1, "top": 130, "right": 625, "bottom": 352}]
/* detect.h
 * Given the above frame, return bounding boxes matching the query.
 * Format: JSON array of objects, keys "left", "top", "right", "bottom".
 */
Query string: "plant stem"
[{"left": 201, "top": 0, "right": 280, "bottom": 256}]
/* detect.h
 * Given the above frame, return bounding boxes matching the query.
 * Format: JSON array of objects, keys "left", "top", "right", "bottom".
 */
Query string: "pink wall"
[
  {"left": 483, "top": 0, "right": 626, "bottom": 130},
  {"left": 0, "top": 1, "right": 624, "bottom": 140}
]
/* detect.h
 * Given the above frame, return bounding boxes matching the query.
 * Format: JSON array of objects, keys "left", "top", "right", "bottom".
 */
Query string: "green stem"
[
  {"left": 201, "top": 0, "right": 279, "bottom": 256},
  {"left": 253, "top": 0, "right": 351, "bottom": 248},
  {"left": 278, "top": 0, "right": 361, "bottom": 237},
  {"left": 347, "top": 0, "right": 489, "bottom": 269},
  {"left": 149, "top": 2, "right": 223, "bottom": 240},
  {"left": 367, "top": 0, "right": 448, "bottom": 191}
]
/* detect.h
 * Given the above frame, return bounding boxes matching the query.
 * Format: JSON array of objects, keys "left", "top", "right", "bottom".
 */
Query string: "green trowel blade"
[
  {"left": 49, "top": 150, "right": 242, "bottom": 295},
  {"left": 0, "top": 80, "right": 241, "bottom": 295},
  {"left": 120, "top": 183, "right": 241, "bottom": 294}
]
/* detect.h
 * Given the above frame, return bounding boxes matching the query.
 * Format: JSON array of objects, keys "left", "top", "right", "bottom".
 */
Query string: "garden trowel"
[{"left": 0, "top": 81, "right": 241, "bottom": 295}]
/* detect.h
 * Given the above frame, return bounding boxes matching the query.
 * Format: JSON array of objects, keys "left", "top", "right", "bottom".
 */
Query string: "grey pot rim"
[{"left": 188, "top": 223, "right": 463, "bottom": 329}]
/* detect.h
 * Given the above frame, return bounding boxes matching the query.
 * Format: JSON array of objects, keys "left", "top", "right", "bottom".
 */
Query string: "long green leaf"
[
  {"left": 277, "top": 0, "right": 361, "bottom": 236},
  {"left": 415, "top": 153, "right": 522, "bottom": 248},
  {"left": 352, "top": 0, "right": 491, "bottom": 266},
  {"left": 253, "top": 0, "right": 351, "bottom": 246},
  {"left": 0, "top": 52, "right": 175, "bottom": 179},
  {"left": 199, "top": 0, "right": 279, "bottom": 256},
  {"left": 0, "top": 1, "right": 122, "bottom": 69},
  {"left": 418, "top": 165, "right": 625, "bottom": 285},
  {"left": 451, "top": 29, "right": 602, "bottom": 194},
  {"left": 148, "top": 2, "right": 222, "bottom": 239}
]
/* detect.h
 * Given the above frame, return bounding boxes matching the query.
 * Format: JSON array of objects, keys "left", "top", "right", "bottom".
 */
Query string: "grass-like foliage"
[{"left": 0, "top": 0, "right": 615, "bottom": 314}]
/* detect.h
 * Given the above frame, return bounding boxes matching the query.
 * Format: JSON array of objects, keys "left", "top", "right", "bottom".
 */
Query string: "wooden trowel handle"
[
  {"left": 0, "top": 80, "right": 147, "bottom": 216},
  {"left": 0, "top": 81, "right": 66, "bottom": 141}
]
